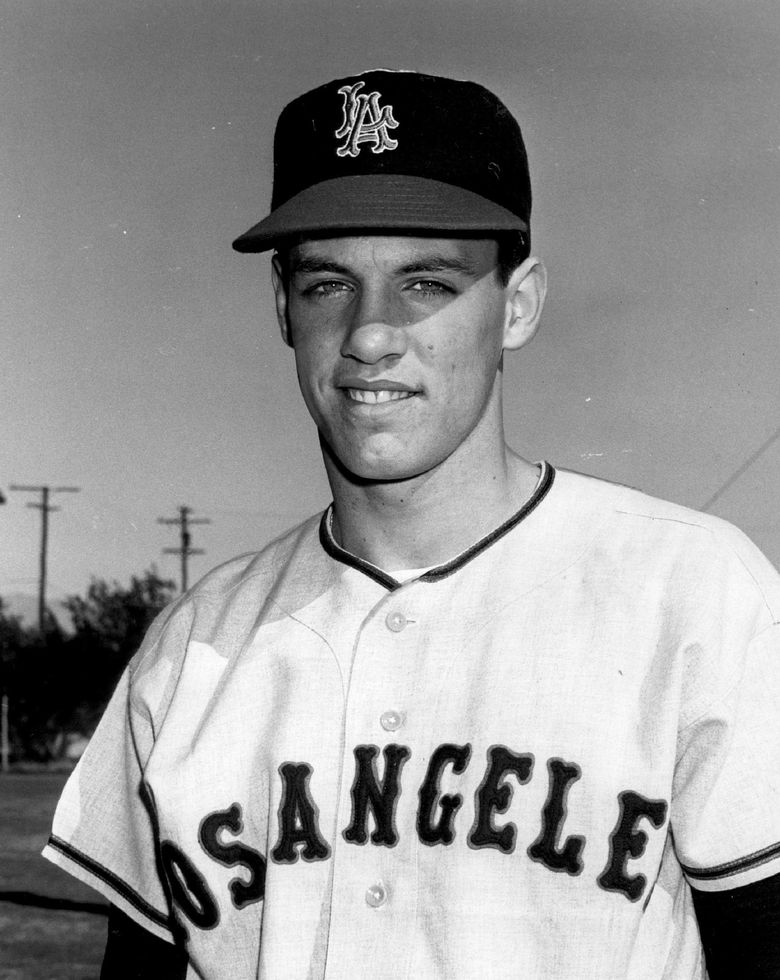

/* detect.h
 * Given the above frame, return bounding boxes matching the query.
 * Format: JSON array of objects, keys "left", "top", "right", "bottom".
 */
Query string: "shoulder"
[
  {"left": 125, "top": 511, "right": 329, "bottom": 715},
  {"left": 552, "top": 465, "right": 768, "bottom": 559},
  {"left": 188, "top": 510, "right": 325, "bottom": 605},
  {"left": 548, "top": 466, "right": 780, "bottom": 623}
]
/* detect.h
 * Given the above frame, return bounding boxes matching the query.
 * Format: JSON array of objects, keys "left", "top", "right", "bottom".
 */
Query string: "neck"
[{"left": 323, "top": 432, "right": 540, "bottom": 573}]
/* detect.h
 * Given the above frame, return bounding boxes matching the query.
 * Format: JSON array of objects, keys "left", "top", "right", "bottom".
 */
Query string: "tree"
[
  {"left": 0, "top": 568, "right": 176, "bottom": 762},
  {"left": 0, "top": 599, "right": 27, "bottom": 741},
  {"left": 0, "top": 596, "right": 26, "bottom": 659},
  {"left": 61, "top": 567, "right": 176, "bottom": 732},
  {"left": 0, "top": 596, "right": 69, "bottom": 762},
  {"left": 65, "top": 567, "right": 175, "bottom": 661}
]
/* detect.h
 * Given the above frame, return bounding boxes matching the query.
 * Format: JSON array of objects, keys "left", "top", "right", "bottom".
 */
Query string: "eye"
[
  {"left": 406, "top": 279, "right": 455, "bottom": 297},
  {"left": 302, "top": 279, "right": 353, "bottom": 298}
]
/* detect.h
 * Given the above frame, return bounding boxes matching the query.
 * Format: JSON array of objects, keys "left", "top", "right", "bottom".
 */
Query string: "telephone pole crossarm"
[{"left": 157, "top": 505, "right": 211, "bottom": 593}]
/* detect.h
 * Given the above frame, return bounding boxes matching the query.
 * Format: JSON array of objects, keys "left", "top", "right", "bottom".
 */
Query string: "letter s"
[{"left": 199, "top": 803, "right": 266, "bottom": 909}]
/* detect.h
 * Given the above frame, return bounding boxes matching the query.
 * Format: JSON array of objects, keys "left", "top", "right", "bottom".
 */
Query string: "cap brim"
[{"left": 232, "top": 175, "right": 528, "bottom": 253}]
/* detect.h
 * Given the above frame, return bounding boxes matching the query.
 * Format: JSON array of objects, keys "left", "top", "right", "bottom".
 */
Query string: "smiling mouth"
[{"left": 344, "top": 389, "right": 417, "bottom": 404}]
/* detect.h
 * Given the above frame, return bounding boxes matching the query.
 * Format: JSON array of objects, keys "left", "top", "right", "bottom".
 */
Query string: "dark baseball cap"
[{"left": 232, "top": 69, "right": 531, "bottom": 253}]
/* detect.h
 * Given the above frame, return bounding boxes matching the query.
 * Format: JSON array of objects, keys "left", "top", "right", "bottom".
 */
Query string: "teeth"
[{"left": 346, "top": 389, "right": 415, "bottom": 404}]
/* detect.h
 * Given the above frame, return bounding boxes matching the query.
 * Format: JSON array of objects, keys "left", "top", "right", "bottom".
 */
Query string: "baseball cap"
[{"left": 232, "top": 69, "right": 531, "bottom": 253}]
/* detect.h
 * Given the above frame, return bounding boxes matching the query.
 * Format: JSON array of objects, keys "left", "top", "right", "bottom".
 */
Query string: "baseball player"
[{"left": 44, "top": 70, "right": 780, "bottom": 979}]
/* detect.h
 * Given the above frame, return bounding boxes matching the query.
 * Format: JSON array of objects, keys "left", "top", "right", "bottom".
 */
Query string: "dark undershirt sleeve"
[
  {"left": 692, "top": 872, "right": 780, "bottom": 979},
  {"left": 100, "top": 905, "right": 188, "bottom": 980}
]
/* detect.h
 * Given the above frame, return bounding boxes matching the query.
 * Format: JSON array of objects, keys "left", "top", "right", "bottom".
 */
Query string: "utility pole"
[
  {"left": 158, "top": 506, "right": 210, "bottom": 593},
  {"left": 1, "top": 695, "right": 8, "bottom": 773},
  {"left": 10, "top": 484, "right": 81, "bottom": 632}
]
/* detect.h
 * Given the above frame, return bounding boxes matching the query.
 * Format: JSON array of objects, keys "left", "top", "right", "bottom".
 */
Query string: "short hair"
[
  {"left": 495, "top": 232, "right": 530, "bottom": 286},
  {"left": 275, "top": 230, "right": 530, "bottom": 288}
]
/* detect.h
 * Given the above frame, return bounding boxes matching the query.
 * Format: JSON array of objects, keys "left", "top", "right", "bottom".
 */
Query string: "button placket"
[
  {"left": 365, "top": 881, "right": 388, "bottom": 908},
  {"left": 380, "top": 709, "right": 403, "bottom": 732},
  {"left": 385, "top": 610, "right": 407, "bottom": 632},
  {"left": 324, "top": 595, "right": 420, "bottom": 979}
]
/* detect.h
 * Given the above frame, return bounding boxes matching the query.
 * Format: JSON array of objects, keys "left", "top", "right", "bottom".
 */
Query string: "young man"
[{"left": 45, "top": 70, "right": 780, "bottom": 979}]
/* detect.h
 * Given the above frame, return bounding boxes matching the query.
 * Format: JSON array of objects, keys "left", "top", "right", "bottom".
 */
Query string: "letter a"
[{"left": 271, "top": 762, "right": 331, "bottom": 864}]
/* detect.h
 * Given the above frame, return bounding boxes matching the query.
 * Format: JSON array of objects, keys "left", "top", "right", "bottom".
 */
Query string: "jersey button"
[
  {"left": 380, "top": 710, "right": 403, "bottom": 732},
  {"left": 385, "top": 610, "right": 407, "bottom": 632},
  {"left": 365, "top": 882, "right": 388, "bottom": 908}
]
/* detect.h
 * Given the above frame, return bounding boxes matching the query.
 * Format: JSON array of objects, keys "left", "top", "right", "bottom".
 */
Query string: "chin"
[
  {"left": 345, "top": 456, "right": 421, "bottom": 484},
  {"left": 324, "top": 439, "right": 429, "bottom": 485}
]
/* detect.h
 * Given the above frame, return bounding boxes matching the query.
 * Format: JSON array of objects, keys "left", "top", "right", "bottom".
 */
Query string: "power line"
[
  {"left": 9, "top": 484, "right": 81, "bottom": 631},
  {"left": 158, "top": 506, "right": 211, "bottom": 593},
  {"left": 701, "top": 426, "right": 780, "bottom": 513}
]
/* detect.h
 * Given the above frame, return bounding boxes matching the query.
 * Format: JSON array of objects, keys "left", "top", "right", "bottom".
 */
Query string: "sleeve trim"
[
  {"left": 682, "top": 841, "right": 780, "bottom": 882},
  {"left": 45, "top": 834, "right": 171, "bottom": 930}
]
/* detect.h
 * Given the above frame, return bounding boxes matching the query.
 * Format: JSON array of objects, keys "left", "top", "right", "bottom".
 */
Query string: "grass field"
[{"left": 0, "top": 772, "right": 107, "bottom": 980}]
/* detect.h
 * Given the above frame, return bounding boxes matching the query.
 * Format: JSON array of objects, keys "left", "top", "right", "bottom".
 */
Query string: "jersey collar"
[{"left": 319, "top": 461, "right": 556, "bottom": 591}]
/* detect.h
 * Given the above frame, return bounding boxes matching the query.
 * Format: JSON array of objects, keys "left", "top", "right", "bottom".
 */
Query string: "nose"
[{"left": 340, "top": 287, "right": 408, "bottom": 364}]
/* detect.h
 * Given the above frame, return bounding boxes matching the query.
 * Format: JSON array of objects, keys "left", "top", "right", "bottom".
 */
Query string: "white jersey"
[{"left": 44, "top": 464, "right": 780, "bottom": 979}]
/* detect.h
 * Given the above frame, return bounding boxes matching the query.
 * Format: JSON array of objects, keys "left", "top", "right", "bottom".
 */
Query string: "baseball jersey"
[{"left": 43, "top": 464, "right": 780, "bottom": 979}]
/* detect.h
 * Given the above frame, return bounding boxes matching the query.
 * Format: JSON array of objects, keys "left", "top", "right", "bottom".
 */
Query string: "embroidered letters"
[
  {"left": 335, "top": 81, "right": 399, "bottom": 157},
  {"left": 166, "top": 743, "right": 670, "bottom": 929}
]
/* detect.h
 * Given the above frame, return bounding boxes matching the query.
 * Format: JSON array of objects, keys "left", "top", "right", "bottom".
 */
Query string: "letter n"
[
  {"left": 343, "top": 744, "right": 410, "bottom": 846},
  {"left": 271, "top": 762, "right": 331, "bottom": 864},
  {"left": 597, "top": 790, "right": 668, "bottom": 901}
]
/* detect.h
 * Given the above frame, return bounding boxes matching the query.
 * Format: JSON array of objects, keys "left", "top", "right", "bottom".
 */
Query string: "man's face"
[{"left": 273, "top": 235, "right": 513, "bottom": 483}]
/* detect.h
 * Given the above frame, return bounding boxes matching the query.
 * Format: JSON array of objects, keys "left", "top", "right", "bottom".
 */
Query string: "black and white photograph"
[{"left": 2, "top": 1, "right": 778, "bottom": 977}]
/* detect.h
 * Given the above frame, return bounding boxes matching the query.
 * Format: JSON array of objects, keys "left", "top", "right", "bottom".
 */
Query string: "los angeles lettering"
[{"left": 160, "top": 743, "right": 668, "bottom": 931}]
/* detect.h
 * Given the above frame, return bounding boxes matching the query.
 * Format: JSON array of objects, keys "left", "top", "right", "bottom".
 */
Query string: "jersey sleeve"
[
  {"left": 672, "top": 621, "right": 780, "bottom": 892},
  {"left": 42, "top": 606, "right": 186, "bottom": 944}
]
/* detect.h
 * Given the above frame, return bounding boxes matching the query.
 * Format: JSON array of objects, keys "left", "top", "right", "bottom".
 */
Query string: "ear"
[
  {"left": 502, "top": 256, "right": 547, "bottom": 352},
  {"left": 271, "top": 254, "right": 294, "bottom": 348}
]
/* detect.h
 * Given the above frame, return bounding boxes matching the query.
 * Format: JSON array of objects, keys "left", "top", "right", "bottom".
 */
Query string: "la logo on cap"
[{"left": 335, "top": 81, "right": 399, "bottom": 158}]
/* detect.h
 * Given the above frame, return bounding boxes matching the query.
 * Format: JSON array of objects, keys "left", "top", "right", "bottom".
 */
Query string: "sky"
[{"left": 3, "top": 0, "right": 779, "bottom": 611}]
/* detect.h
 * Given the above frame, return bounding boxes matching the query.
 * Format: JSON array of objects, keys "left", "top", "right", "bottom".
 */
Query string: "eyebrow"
[
  {"left": 397, "top": 256, "right": 481, "bottom": 277},
  {"left": 289, "top": 254, "right": 483, "bottom": 278},
  {"left": 289, "top": 258, "right": 353, "bottom": 277}
]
